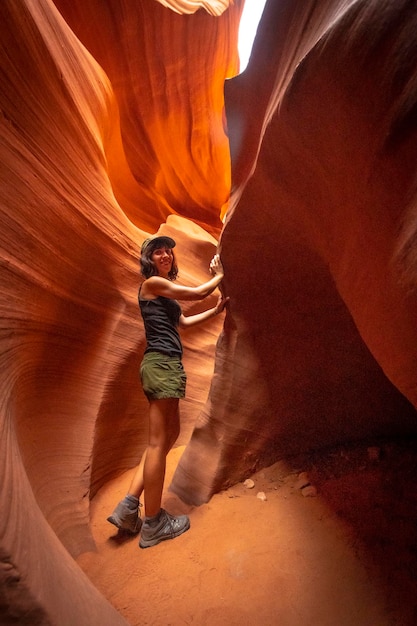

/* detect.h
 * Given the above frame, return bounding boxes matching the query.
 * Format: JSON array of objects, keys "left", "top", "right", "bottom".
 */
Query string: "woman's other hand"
[
  {"left": 214, "top": 294, "right": 230, "bottom": 315},
  {"left": 209, "top": 254, "right": 224, "bottom": 277}
]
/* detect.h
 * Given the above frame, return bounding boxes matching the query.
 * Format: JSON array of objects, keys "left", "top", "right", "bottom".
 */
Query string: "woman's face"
[{"left": 151, "top": 246, "right": 174, "bottom": 277}]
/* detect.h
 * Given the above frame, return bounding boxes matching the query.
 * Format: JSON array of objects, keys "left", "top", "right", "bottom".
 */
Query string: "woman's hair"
[{"left": 140, "top": 244, "right": 178, "bottom": 280}]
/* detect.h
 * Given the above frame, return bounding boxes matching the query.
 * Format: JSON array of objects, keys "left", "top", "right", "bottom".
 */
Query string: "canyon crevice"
[{"left": 1, "top": 0, "right": 417, "bottom": 623}]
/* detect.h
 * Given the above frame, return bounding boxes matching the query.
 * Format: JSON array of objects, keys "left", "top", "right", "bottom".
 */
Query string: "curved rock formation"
[
  {"left": 0, "top": 0, "right": 236, "bottom": 622},
  {"left": 54, "top": 0, "right": 239, "bottom": 232},
  {"left": 2, "top": 0, "right": 417, "bottom": 622},
  {"left": 155, "top": 0, "right": 230, "bottom": 16},
  {"left": 172, "top": 0, "right": 417, "bottom": 502}
]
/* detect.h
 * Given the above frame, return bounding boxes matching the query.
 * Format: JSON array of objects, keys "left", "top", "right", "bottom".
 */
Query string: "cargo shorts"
[{"left": 140, "top": 351, "right": 187, "bottom": 400}]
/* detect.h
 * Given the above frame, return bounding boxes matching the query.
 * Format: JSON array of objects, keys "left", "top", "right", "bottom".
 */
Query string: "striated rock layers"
[
  {"left": 0, "top": 0, "right": 236, "bottom": 623},
  {"left": 2, "top": 0, "right": 417, "bottom": 623},
  {"left": 172, "top": 0, "right": 417, "bottom": 502}
]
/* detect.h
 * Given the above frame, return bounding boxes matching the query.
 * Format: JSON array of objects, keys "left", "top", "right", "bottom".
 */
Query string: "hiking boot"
[
  {"left": 107, "top": 500, "right": 142, "bottom": 535},
  {"left": 139, "top": 509, "right": 190, "bottom": 548}
]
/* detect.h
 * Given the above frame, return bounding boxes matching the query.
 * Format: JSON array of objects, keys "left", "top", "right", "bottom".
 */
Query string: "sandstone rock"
[
  {"left": 367, "top": 446, "right": 381, "bottom": 462},
  {"left": 172, "top": 0, "right": 417, "bottom": 504},
  {"left": 295, "top": 473, "right": 311, "bottom": 490},
  {"left": 3, "top": 1, "right": 417, "bottom": 623},
  {"left": 301, "top": 485, "right": 318, "bottom": 498}
]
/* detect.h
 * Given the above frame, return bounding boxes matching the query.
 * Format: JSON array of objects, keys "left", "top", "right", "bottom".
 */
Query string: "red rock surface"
[
  {"left": 1, "top": 0, "right": 417, "bottom": 623},
  {"left": 173, "top": 0, "right": 417, "bottom": 503}
]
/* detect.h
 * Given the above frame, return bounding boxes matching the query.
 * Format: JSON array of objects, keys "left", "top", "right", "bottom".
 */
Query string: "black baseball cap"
[{"left": 141, "top": 235, "right": 176, "bottom": 255}]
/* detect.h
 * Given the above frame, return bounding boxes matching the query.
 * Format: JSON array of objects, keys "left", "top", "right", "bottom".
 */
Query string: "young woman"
[{"left": 107, "top": 235, "right": 228, "bottom": 548}]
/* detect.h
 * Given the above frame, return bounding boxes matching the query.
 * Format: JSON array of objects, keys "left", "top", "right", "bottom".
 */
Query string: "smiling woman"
[{"left": 106, "top": 235, "right": 229, "bottom": 548}]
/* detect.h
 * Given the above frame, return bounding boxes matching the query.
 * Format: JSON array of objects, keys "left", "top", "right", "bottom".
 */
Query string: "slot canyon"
[{"left": 1, "top": 0, "right": 417, "bottom": 624}]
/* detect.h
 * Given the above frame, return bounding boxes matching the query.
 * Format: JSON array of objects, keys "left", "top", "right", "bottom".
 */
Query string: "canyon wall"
[
  {"left": 172, "top": 0, "right": 417, "bottom": 501},
  {"left": 2, "top": 0, "right": 417, "bottom": 623},
  {"left": 0, "top": 0, "right": 237, "bottom": 622}
]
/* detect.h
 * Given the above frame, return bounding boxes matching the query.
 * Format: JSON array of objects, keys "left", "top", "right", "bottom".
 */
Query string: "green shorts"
[{"left": 140, "top": 351, "right": 187, "bottom": 400}]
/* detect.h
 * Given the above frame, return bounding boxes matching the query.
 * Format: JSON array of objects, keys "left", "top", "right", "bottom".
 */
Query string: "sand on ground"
[{"left": 77, "top": 440, "right": 417, "bottom": 626}]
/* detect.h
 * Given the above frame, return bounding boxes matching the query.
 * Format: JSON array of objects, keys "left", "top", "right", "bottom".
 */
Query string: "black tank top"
[{"left": 139, "top": 292, "right": 183, "bottom": 358}]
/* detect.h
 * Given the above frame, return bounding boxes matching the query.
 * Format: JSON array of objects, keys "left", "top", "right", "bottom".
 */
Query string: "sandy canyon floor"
[{"left": 77, "top": 438, "right": 417, "bottom": 625}]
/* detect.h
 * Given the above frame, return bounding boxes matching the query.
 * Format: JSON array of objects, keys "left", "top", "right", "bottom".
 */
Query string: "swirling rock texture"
[
  {"left": 1, "top": 0, "right": 417, "bottom": 623},
  {"left": 0, "top": 0, "right": 236, "bottom": 623},
  {"left": 172, "top": 0, "right": 417, "bottom": 502}
]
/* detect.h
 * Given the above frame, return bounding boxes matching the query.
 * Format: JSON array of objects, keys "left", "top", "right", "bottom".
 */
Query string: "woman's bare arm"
[
  {"left": 142, "top": 254, "right": 225, "bottom": 301},
  {"left": 179, "top": 294, "right": 229, "bottom": 328}
]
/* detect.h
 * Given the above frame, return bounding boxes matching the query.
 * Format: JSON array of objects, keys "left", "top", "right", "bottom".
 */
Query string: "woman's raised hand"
[{"left": 209, "top": 254, "right": 224, "bottom": 276}]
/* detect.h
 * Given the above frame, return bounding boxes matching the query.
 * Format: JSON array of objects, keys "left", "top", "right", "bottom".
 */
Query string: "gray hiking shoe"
[
  {"left": 107, "top": 500, "right": 142, "bottom": 535},
  {"left": 139, "top": 509, "right": 190, "bottom": 548}
]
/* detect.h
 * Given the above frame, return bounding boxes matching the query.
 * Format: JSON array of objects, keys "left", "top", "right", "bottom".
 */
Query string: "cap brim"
[{"left": 141, "top": 235, "right": 176, "bottom": 254}]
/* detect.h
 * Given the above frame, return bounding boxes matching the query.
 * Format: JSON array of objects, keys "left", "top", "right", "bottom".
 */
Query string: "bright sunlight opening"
[{"left": 237, "top": 0, "right": 267, "bottom": 73}]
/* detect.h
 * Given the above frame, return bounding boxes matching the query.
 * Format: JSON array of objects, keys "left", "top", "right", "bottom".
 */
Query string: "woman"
[{"left": 107, "top": 235, "right": 228, "bottom": 548}]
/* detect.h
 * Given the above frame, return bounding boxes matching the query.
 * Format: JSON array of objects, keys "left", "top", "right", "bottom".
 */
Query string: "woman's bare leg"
[
  {"left": 143, "top": 397, "right": 180, "bottom": 517},
  {"left": 126, "top": 449, "right": 147, "bottom": 499},
  {"left": 126, "top": 398, "right": 180, "bottom": 502}
]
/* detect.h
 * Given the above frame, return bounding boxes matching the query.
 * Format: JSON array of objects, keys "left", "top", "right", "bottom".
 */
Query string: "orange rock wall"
[
  {"left": 2, "top": 0, "right": 417, "bottom": 622},
  {"left": 172, "top": 0, "right": 417, "bottom": 502},
  {"left": 0, "top": 0, "right": 237, "bottom": 622},
  {"left": 54, "top": 0, "right": 240, "bottom": 232}
]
